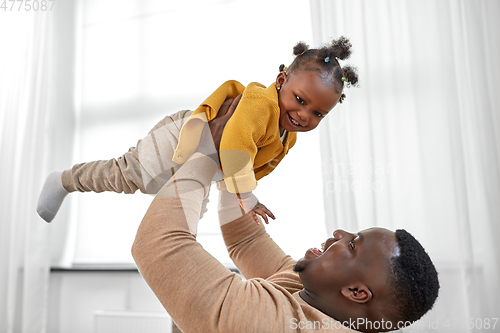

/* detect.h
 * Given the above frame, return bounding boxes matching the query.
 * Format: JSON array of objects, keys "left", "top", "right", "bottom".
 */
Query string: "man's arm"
[
  {"left": 218, "top": 190, "right": 296, "bottom": 280},
  {"left": 132, "top": 153, "right": 304, "bottom": 333},
  {"left": 133, "top": 100, "right": 287, "bottom": 332},
  {"left": 132, "top": 153, "right": 237, "bottom": 331}
]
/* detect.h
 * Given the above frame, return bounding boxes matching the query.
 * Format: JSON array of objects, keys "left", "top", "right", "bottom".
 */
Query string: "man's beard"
[{"left": 293, "top": 262, "right": 305, "bottom": 273}]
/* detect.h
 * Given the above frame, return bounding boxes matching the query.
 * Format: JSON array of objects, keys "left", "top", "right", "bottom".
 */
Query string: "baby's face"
[{"left": 276, "top": 70, "right": 340, "bottom": 133}]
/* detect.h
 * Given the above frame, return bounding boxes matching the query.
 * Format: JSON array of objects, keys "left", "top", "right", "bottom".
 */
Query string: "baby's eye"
[
  {"left": 314, "top": 111, "right": 324, "bottom": 118},
  {"left": 349, "top": 239, "right": 355, "bottom": 250},
  {"left": 295, "top": 95, "right": 304, "bottom": 105}
]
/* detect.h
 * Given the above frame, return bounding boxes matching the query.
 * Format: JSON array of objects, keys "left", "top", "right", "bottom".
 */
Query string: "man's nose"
[{"left": 332, "top": 229, "right": 355, "bottom": 240}]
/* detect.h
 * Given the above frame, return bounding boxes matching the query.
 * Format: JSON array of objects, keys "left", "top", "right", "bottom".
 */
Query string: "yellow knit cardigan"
[{"left": 173, "top": 80, "right": 296, "bottom": 193}]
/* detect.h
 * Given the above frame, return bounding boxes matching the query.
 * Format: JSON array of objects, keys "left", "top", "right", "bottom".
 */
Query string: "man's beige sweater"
[{"left": 132, "top": 154, "right": 358, "bottom": 332}]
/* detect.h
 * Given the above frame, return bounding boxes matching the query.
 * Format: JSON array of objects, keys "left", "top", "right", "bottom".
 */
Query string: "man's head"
[{"left": 294, "top": 227, "right": 439, "bottom": 332}]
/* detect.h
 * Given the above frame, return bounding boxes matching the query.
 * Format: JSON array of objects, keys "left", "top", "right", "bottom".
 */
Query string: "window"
[{"left": 67, "top": 0, "right": 327, "bottom": 266}]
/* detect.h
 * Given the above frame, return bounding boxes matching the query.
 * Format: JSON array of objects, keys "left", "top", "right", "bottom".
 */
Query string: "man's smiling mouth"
[{"left": 311, "top": 248, "right": 323, "bottom": 256}]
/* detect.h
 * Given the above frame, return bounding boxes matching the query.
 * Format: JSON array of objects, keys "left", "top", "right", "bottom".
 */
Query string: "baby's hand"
[
  {"left": 234, "top": 192, "right": 274, "bottom": 224},
  {"left": 248, "top": 202, "right": 275, "bottom": 225}
]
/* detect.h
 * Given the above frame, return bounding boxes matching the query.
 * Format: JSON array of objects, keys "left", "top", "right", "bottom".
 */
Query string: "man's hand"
[
  {"left": 208, "top": 94, "right": 242, "bottom": 152},
  {"left": 197, "top": 94, "right": 242, "bottom": 162}
]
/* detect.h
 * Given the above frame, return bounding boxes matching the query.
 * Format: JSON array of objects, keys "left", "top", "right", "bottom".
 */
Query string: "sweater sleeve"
[
  {"left": 172, "top": 80, "right": 245, "bottom": 164},
  {"left": 221, "top": 214, "right": 297, "bottom": 280},
  {"left": 132, "top": 154, "right": 299, "bottom": 333},
  {"left": 218, "top": 189, "right": 296, "bottom": 279}
]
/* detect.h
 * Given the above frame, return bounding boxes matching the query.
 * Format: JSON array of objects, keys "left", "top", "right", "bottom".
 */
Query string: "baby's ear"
[{"left": 275, "top": 71, "right": 287, "bottom": 89}]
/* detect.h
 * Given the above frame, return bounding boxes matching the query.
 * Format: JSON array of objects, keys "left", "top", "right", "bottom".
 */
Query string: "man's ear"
[
  {"left": 276, "top": 71, "right": 287, "bottom": 89},
  {"left": 341, "top": 285, "right": 373, "bottom": 304}
]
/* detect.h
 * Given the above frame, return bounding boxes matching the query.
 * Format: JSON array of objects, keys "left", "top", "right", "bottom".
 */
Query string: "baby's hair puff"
[
  {"left": 282, "top": 36, "right": 359, "bottom": 103},
  {"left": 293, "top": 42, "right": 309, "bottom": 56}
]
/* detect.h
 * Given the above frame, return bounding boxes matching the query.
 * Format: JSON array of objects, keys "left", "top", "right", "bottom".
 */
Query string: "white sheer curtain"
[
  {"left": 311, "top": 0, "right": 500, "bottom": 332},
  {"left": 0, "top": 11, "right": 54, "bottom": 333}
]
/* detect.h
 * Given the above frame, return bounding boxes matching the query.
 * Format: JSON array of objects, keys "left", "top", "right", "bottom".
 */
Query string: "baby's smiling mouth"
[{"left": 288, "top": 113, "right": 302, "bottom": 127}]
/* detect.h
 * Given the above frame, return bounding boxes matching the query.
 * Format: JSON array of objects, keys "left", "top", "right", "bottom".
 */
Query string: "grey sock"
[{"left": 37, "top": 171, "right": 69, "bottom": 222}]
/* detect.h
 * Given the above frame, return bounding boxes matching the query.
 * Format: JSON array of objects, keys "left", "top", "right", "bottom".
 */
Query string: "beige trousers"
[{"left": 62, "top": 110, "right": 194, "bottom": 195}]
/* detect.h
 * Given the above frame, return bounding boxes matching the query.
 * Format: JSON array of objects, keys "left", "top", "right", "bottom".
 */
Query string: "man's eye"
[
  {"left": 296, "top": 95, "right": 304, "bottom": 105},
  {"left": 314, "top": 111, "right": 324, "bottom": 118}
]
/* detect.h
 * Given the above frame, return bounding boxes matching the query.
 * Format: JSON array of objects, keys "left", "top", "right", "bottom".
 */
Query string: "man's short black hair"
[{"left": 388, "top": 229, "right": 440, "bottom": 324}]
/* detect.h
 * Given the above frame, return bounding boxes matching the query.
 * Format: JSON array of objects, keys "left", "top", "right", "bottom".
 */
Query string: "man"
[{"left": 132, "top": 98, "right": 439, "bottom": 332}]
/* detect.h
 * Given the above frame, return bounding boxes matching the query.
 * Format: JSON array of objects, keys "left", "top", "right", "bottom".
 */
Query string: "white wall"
[{"left": 48, "top": 270, "right": 166, "bottom": 333}]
